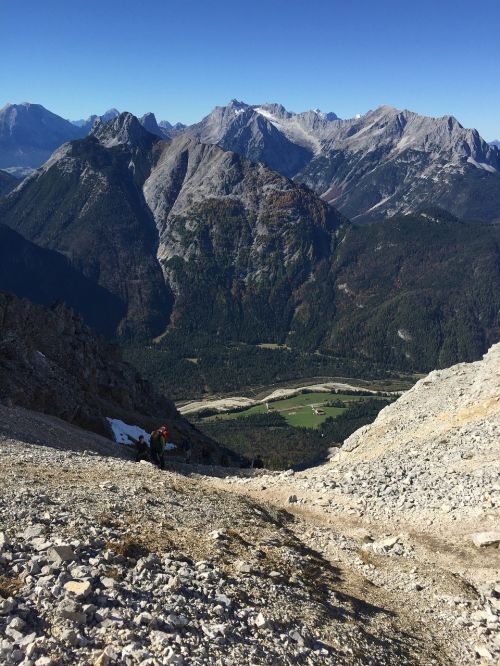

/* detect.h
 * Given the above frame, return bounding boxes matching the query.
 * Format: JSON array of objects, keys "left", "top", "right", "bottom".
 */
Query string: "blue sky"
[{"left": 1, "top": 0, "right": 499, "bottom": 139}]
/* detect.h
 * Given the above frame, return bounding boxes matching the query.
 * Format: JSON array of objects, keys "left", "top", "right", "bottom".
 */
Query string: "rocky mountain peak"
[
  {"left": 258, "top": 103, "right": 292, "bottom": 120},
  {"left": 91, "top": 111, "right": 157, "bottom": 149},
  {"left": 139, "top": 111, "right": 167, "bottom": 139},
  {"left": 101, "top": 107, "right": 120, "bottom": 121}
]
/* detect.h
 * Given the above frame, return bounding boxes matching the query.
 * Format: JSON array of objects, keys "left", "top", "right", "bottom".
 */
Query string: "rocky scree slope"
[
  {"left": 188, "top": 100, "right": 500, "bottom": 223},
  {"left": 0, "top": 405, "right": 461, "bottom": 666},
  {"left": 0, "top": 291, "right": 220, "bottom": 458},
  {"left": 220, "top": 344, "right": 500, "bottom": 663}
]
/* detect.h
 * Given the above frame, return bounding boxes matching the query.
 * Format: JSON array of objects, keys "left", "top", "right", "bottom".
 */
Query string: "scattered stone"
[
  {"left": 47, "top": 544, "right": 75, "bottom": 564},
  {"left": 254, "top": 612, "right": 268, "bottom": 628},
  {"left": 64, "top": 580, "right": 92, "bottom": 597},
  {"left": 471, "top": 532, "right": 500, "bottom": 548},
  {"left": 475, "top": 644, "right": 493, "bottom": 660}
]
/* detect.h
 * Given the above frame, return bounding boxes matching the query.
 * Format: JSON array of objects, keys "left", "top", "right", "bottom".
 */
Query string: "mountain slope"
[
  {"left": 0, "top": 291, "right": 178, "bottom": 435},
  {"left": 0, "top": 290, "right": 228, "bottom": 462},
  {"left": 0, "top": 224, "right": 124, "bottom": 336},
  {"left": 298, "top": 106, "right": 500, "bottom": 222},
  {"left": 0, "top": 113, "right": 345, "bottom": 343},
  {"left": 189, "top": 101, "right": 500, "bottom": 223},
  {"left": 143, "top": 133, "right": 345, "bottom": 342},
  {"left": 0, "top": 102, "right": 86, "bottom": 170},
  {"left": 0, "top": 114, "right": 172, "bottom": 337},
  {"left": 292, "top": 211, "right": 500, "bottom": 369}
]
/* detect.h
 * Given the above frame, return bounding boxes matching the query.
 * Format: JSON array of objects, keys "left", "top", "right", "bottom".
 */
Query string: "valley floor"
[{"left": 1, "top": 405, "right": 498, "bottom": 665}]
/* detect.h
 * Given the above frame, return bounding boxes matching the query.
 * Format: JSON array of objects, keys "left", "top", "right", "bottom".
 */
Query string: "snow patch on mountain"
[{"left": 254, "top": 107, "right": 322, "bottom": 154}]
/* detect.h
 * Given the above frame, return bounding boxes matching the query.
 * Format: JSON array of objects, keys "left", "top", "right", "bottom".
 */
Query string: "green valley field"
[
  {"left": 195, "top": 391, "right": 395, "bottom": 470},
  {"left": 202, "top": 392, "right": 375, "bottom": 429}
]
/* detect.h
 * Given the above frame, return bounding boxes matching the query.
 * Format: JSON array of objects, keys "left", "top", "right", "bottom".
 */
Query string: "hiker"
[
  {"left": 150, "top": 426, "right": 167, "bottom": 470},
  {"left": 252, "top": 455, "right": 264, "bottom": 469},
  {"left": 126, "top": 434, "right": 150, "bottom": 463}
]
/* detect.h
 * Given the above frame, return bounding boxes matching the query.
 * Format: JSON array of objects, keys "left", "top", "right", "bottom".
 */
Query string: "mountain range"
[
  {"left": 69, "top": 107, "right": 121, "bottom": 133},
  {"left": 1, "top": 111, "right": 499, "bottom": 377},
  {"left": 1, "top": 99, "right": 499, "bottom": 224},
  {"left": 0, "top": 103, "right": 185, "bottom": 174},
  {"left": 0, "top": 113, "right": 343, "bottom": 340},
  {"left": 187, "top": 100, "right": 500, "bottom": 222}
]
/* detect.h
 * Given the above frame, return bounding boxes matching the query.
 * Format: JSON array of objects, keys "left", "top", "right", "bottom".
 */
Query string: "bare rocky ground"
[
  {"left": 215, "top": 345, "right": 500, "bottom": 665},
  {"left": 0, "top": 344, "right": 498, "bottom": 665}
]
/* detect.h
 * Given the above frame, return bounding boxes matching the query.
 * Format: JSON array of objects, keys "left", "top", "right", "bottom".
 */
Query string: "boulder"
[{"left": 471, "top": 532, "right": 500, "bottom": 548}]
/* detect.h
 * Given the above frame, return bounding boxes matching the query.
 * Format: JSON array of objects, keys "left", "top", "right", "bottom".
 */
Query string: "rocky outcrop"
[
  {"left": 336, "top": 342, "right": 500, "bottom": 468},
  {"left": 139, "top": 112, "right": 169, "bottom": 139}
]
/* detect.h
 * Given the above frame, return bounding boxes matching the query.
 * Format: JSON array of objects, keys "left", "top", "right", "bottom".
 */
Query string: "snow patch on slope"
[
  {"left": 107, "top": 418, "right": 176, "bottom": 450},
  {"left": 107, "top": 418, "right": 151, "bottom": 446},
  {"left": 255, "top": 107, "right": 322, "bottom": 154}
]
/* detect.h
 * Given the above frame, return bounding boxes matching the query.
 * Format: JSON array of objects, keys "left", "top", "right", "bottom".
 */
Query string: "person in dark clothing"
[
  {"left": 252, "top": 455, "right": 264, "bottom": 469},
  {"left": 150, "top": 428, "right": 166, "bottom": 470},
  {"left": 135, "top": 435, "right": 149, "bottom": 462},
  {"left": 127, "top": 434, "right": 150, "bottom": 463}
]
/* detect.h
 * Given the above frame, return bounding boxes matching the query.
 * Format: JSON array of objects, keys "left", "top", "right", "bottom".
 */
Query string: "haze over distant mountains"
[
  {"left": 0, "top": 102, "right": 86, "bottom": 175},
  {"left": 0, "top": 103, "right": 185, "bottom": 175},
  {"left": 1, "top": 98, "right": 499, "bottom": 223}
]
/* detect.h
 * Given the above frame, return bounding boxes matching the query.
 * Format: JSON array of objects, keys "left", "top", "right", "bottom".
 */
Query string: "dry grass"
[
  {"left": 96, "top": 511, "right": 119, "bottom": 528},
  {"left": 0, "top": 574, "right": 22, "bottom": 599},
  {"left": 106, "top": 535, "right": 150, "bottom": 560}
]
